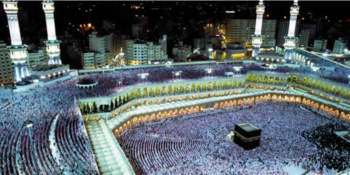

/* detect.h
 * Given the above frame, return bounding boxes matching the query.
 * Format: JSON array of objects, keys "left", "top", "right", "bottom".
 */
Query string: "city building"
[
  {"left": 314, "top": 39, "right": 327, "bottom": 51},
  {"left": 261, "top": 20, "right": 276, "bottom": 48},
  {"left": 89, "top": 32, "right": 106, "bottom": 54},
  {"left": 224, "top": 43, "right": 246, "bottom": 60},
  {"left": 333, "top": 38, "right": 348, "bottom": 54},
  {"left": 172, "top": 41, "right": 192, "bottom": 62},
  {"left": 298, "top": 29, "right": 311, "bottom": 48},
  {"left": 147, "top": 42, "right": 163, "bottom": 61},
  {"left": 132, "top": 42, "right": 147, "bottom": 65},
  {"left": 277, "top": 20, "right": 300, "bottom": 47},
  {"left": 38, "top": 46, "right": 49, "bottom": 63},
  {"left": 124, "top": 39, "right": 135, "bottom": 65},
  {"left": 226, "top": 19, "right": 255, "bottom": 44},
  {"left": 226, "top": 19, "right": 276, "bottom": 48},
  {"left": 88, "top": 32, "right": 107, "bottom": 67},
  {"left": 82, "top": 52, "right": 105, "bottom": 69},
  {"left": 27, "top": 50, "right": 46, "bottom": 67},
  {"left": 104, "top": 33, "right": 115, "bottom": 64},
  {"left": 204, "top": 23, "right": 215, "bottom": 36},
  {"left": 0, "top": 41, "right": 14, "bottom": 85},
  {"left": 158, "top": 35, "right": 167, "bottom": 56},
  {"left": 83, "top": 31, "right": 115, "bottom": 68},
  {"left": 299, "top": 24, "right": 316, "bottom": 46},
  {"left": 82, "top": 53, "right": 95, "bottom": 69},
  {"left": 123, "top": 39, "right": 167, "bottom": 65}
]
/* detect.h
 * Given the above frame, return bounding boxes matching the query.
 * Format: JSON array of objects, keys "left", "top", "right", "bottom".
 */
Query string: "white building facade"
[
  {"left": 226, "top": 19, "right": 276, "bottom": 47},
  {"left": 333, "top": 38, "right": 347, "bottom": 54},
  {"left": 314, "top": 39, "right": 327, "bottom": 50},
  {"left": 27, "top": 50, "right": 46, "bottom": 67},
  {"left": 124, "top": 40, "right": 167, "bottom": 65},
  {"left": 159, "top": 35, "right": 167, "bottom": 56},
  {"left": 298, "top": 29, "right": 311, "bottom": 48},
  {"left": 83, "top": 52, "right": 106, "bottom": 69},
  {"left": 83, "top": 31, "right": 116, "bottom": 68}
]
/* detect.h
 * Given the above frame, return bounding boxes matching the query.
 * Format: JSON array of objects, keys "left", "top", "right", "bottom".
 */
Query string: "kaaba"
[{"left": 233, "top": 123, "right": 262, "bottom": 150}]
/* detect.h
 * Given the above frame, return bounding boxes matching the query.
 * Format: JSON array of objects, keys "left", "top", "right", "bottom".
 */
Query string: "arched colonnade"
[{"left": 110, "top": 94, "right": 350, "bottom": 137}]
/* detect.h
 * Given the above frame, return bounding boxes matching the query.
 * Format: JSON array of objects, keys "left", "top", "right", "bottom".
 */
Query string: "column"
[{"left": 88, "top": 102, "right": 92, "bottom": 113}]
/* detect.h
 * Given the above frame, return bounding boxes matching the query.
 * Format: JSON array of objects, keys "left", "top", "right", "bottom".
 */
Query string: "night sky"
[{"left": 1, "top": 1, "right": 350, "bottom": 41}]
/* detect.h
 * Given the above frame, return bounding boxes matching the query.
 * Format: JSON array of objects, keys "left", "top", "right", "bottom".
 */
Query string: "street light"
[
  {"left": 205, "top": 68, "right": 213, "bottom": 77},
  {"left": 207, "top": 48, "right": 214, "bottom": 75},
  {"left": 233, "top": 66, "right": 242, "bottom": 74},
  {"left": 119, "top": 51, "right": 125, "bottom": 66},
  {"left": 137, "top": 73, "right": 149, "bottom": 83},
  {"left": 23, "top": 120, "right": 39, "bottom": 175},
  {"left": 166, "top": 61, "right": 172, "bottom": 68},
  {"left": 348, "top": 75, "right": 350, "bottom": 86},
  {"left": 208, "top": 48, "right": 213, "bottom": 59},
  {"left": 172, "top": 71, "right": 182, "bottom": 80}
]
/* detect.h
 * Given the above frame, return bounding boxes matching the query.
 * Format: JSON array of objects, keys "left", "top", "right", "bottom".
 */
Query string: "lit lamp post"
[
  {"left": 208, "top": 48, "right": 213, "bottom": 74},
  {"left": 166, "top": 61, "right": 172, "bottom": 68},
  {"left": 208, "top": 48, "right": 213, "bottom": 59},
  {"left": 119, "top": 51, "right": 125, "bottom": 66},
  {"left": 233, "top": 66, "right": 242, "bottom": 75},
  {"left": 205, "top": 68, "right": 213, "bottom": 77},
  {"left": 172, "top": 71, "right": 182, "bottom": 80},
  {"left": 23, "top": 120, "right": 39, "bottom": 175},
  {"left": 137, "top": 73, "right": 149, "bottom": 83}
]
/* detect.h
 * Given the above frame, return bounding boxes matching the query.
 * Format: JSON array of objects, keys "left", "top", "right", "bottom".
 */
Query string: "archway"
[
  {"left": 145, "top": 115, "right": 150, "bottom": 122},
  {"left": 150, "top": 114, "right": 156, "bottom": 122}
]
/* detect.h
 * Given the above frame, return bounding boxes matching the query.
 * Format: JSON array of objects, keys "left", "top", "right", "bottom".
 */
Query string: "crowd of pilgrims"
[
  {"left": 74, "top": 63, "right": 350, "bottom": 99},
  {"left": 0, "top": 82, "right": 99, "bottom": 174},
  {"left": 118, "top": 101, "right": 350, "bottom": 175},
  {"left": 302, "top": 123, "right": 350, "bottom": 172},
  {"left": 0, "top": 63, "right": 349, "bottom": 174}
]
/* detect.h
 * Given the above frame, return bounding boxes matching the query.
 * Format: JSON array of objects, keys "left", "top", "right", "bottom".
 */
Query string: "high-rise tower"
[
  {"left": 3, "top": 0, "right": 30, "bottom": 82},
  {"left": 252, "top": 0, "right": 265, "bottom": 57},
  {"left": 42, "top": 0, "right": 61, "bottom": 65},
  {"left": 283, "top": 0, "right": 299, "bottom": 60}
]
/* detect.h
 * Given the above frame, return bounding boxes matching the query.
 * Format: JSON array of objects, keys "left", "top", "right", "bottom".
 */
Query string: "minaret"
[
  {"left": 252, "top": 0, "right": 265, "bottom": 58},
  {"left": 42, "top": 0, "right": 61, "bottom": 65},
  {"left": 3, "top": 0, "right": 30, "bottom": 82},
  {"left": 283, "top": 0, "right": 299, "bottom": 60}
]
